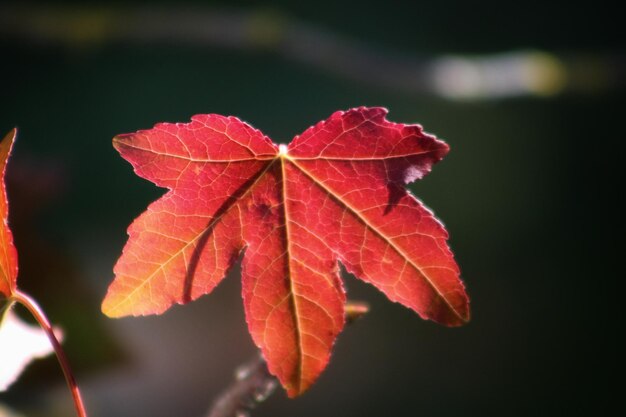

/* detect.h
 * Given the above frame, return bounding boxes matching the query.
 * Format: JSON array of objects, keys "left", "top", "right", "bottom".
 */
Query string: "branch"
[
  {"left": 0, "top": 4, "right": 612, "bottom": 99},
  {"left": 206, "top": 354, "right": 276, "bottom": 417}
]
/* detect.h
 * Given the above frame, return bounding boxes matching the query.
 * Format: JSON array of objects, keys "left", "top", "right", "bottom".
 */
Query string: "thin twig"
[
  {"left": 206, "top": 354, "right": 276, "bottom": 417},
  {"left": 11, "top": 290, "right": 88, "bottom": 417}
]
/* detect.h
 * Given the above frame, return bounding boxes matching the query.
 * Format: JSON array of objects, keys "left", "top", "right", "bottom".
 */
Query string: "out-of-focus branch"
[
  {"left": 0, "top": 4, "right": 623, "bottom": 99},
  {"left": 206, "top": 354, "right": 276, "bottom": 417},
  {"left": 205, "top": 300, "right": 370, "bottom": 417}
]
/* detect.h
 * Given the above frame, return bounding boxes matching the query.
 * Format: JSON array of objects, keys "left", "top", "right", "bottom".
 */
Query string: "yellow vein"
[{"left": 112, "top": 140, "right": 276, "bottom": 163}]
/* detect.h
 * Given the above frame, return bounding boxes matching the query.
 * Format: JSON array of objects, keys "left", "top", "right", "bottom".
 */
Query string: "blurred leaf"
[{"left": 0, "top": 129, "right": 18, "bottom": 299}]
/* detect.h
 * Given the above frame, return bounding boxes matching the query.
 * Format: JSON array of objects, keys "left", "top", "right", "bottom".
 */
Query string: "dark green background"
[{"left": 0, "top": 1, "right": 619, "bottom": 416}]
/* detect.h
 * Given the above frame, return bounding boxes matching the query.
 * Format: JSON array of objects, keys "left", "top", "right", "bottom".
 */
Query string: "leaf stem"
[
  {"left": 0, "top": 297, "right": 13, "bottom": 325},
  {"left": 10, "top": 290, "right": 88, "bottom": 417}
]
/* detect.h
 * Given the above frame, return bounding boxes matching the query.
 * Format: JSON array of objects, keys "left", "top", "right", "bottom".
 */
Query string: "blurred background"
[{"left": 0, "top": 1, "right": 621, "bottom": 416}]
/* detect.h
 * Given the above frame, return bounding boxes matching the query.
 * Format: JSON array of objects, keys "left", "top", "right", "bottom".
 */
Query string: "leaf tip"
[
  {"left": 285, "top": 387, "right": 302, "bottom": 398},
  {"left": 112, "top": 133, "right": 132, "bottom": 151},
  {"left": 1, "top": 128, "right": 17, "bottom": 159},
  {"left": 440, "top": 296, "right": 471, "bottom": 327},
  {"left": 100, "top": 298, "right": 121, "bottom": 318},
  {"left": 459, "top": 304, "right": 471, "bottom": 324},
  {"left": 5, "top": 128, "right": 17, "bottom": 141},
  {"left": 100, "top": 289, "right": 134, "bottom": 319},
  {"left": 284, "top": 378, "right": 314, "bottom": 398},
  {"left": 454, "top": 284, "right": 471, "bottom": 325}
]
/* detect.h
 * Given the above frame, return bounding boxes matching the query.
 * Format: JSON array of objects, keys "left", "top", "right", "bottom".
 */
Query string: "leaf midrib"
[{"left": 279, "top": 154, "right": 303, "bottom": 394}]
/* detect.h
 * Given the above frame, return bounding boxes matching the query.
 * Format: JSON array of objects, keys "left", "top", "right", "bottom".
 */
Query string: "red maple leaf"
[{"left": 102, "top": 107, "right": 470, "bottom": 396}]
